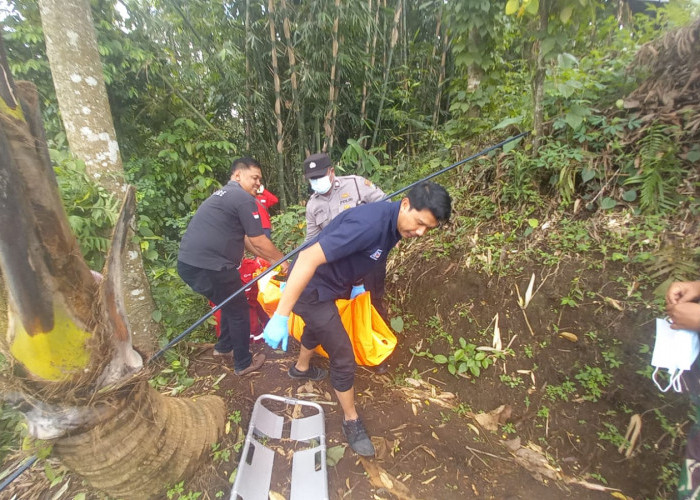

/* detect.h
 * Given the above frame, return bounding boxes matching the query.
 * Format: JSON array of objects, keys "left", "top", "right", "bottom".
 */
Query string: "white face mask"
[
  {"left": 310, "top": 175, "right": 332, "bottom": 194},
  {"left": 651, "top": 318, "right": 700, "bottom": 393}
]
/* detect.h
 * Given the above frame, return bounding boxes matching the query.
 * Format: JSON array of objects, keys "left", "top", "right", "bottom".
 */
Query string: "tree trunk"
[
  {"left": 360, "top": 0, "right": 380, "bottom": 145},
  {"left": 0, "top": 38, "right": 225, "bottom": 497},
  {"left": 38, "top": 0, "right": 161, "bottom": 354},
  {"left": 281, "top": 0, "right": 306, "bottom": 172},
  {"left": 532, "top": 0, "right": 548, "bottom": 153},
  {"left": 268, "top": 0, "right": 287, "bottom": 208},
  {"left": 322, "top": 0, "right": 341, "bottom": 153},
  {"left": 245, "top": 0, "right": 252, "bottom": 151},
  {"left": 433, "top": 31, "right": 449, "bottom": 129},
  {"left": 370, "top": 0, "right": 402, "bottom": 150}
]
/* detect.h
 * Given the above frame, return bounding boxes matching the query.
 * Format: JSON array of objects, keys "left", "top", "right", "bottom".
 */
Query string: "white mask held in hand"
[
  {"left": 651, "top": 318, "right": 700, "bottom": 393},
  {"left": 310, "top": 175, "right": 332, "bottom": 194}
]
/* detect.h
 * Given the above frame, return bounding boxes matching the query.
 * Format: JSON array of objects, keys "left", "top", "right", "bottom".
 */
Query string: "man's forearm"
[
  {"left": 247, "top": 235, "right": 284, "bottom": 263},
  {"left": 277, "top": 244, "right": 326, "bottom": 315}
]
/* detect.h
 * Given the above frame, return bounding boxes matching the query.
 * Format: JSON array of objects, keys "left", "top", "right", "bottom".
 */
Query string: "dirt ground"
[
  {"left": 1, "top": 254, "right": 688, "bottom": 500},
  {"left": 177, "top": 254, "right": 687, "bottom": 500}
]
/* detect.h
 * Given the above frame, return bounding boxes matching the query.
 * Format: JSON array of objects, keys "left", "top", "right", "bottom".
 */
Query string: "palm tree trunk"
[
  {"left": 268, "top": 0, "right": 287, "bottom": 208},
  {"left": 0, "top": 43, "right": 225, "bottom": 497},
  {"left": 370, "top": 0, "right": 402, "bottom": 150}
]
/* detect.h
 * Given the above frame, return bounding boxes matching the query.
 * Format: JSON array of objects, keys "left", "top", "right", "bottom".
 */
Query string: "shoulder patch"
[
  {"left": 252, "top": 211, "right": 260, "bottom": 219},
  {"left": 364, "top": 179, "right": 373, "bottom": 187},
  {"left": 340, "top": 192, "right": 350, "bottom": 199},
  {"left": 370, "top": 249, "right": 383, "bottom": 261}
]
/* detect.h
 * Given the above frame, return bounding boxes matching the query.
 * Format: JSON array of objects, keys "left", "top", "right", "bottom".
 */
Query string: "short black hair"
[
  {"left": 407, "top": 182, "right": 451, "bottom": 222},
  {"left": 231, "top": 157, "right": 261, "bottom": 175}
]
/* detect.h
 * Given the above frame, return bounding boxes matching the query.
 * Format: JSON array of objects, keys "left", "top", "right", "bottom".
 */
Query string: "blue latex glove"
[
  {"left": 351, "top": 284, "right": 366, "bottom": 299},
  {"left": 263, "top": 312, "right": 290, "bottom": 351}
]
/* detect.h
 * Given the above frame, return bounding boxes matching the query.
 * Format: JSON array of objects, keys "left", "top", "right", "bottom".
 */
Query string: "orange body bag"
[{"left": 258, "top": 280, "right": 396, "bottom": 366}]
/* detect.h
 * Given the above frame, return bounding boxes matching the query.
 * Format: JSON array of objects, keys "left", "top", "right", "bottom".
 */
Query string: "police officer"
[
  {"left": 303, "top": 153, "right": 389, "bottom": 319},
  {"left": 263, "top": 181, "right": 452, "bottom": 456},
  {"left": 178, "top": 157, "right": 289, "bottom": 376}
]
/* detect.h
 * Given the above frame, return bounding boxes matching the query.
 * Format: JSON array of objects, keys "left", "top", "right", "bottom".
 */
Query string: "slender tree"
[
  {"left": 37, "top": 0, "right": 161, "bottom": 353},
  {"left": 433, "top": 29, "right": 449, "bottom": 128},
  {"left": 360, "top": 0, "right": 379, "bottom": 143},
  {"left": 322, "top": 0, "right": 341, "bottom": 152},
  {"left": 245, "top": 0, "right": 253, "bottom": 151},
  {"left": 281, "top": 0, "right": 307, "bottom": 164},
  {"left": 370, "top": 0, "right": 402, "bottom": 149},
  {"left": 267, "top": 0, "right": 287, "bottom": 207}
]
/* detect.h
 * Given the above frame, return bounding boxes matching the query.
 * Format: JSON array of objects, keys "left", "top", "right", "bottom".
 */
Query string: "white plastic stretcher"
[{"left": 230, "top": 394, "right": 329, "bottom": 500}]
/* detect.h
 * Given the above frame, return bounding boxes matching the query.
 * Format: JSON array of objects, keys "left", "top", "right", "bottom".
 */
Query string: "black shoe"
[
  {"left": 288, "top": 364, "right": 328, "bottom": 381},
  {"left": 342, "top": 418, "right": 375, "bottom": 456}
]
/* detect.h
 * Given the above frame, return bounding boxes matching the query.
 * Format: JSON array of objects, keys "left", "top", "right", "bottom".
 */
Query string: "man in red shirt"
[{"left": 255, "top": 185, "right": 278, "bottom": 239}]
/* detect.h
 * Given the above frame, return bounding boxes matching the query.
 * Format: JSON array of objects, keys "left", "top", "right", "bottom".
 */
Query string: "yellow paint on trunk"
[{"left": 10, "top": 306, "right": 92, "bottom": 381}]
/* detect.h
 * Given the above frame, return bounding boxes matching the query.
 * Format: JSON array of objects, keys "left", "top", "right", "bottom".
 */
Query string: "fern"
[
  {"left": 624, "top": 124, "right": 682, "bottom": 214},
  {"left": 646, "top": 244, "right": 700, "bottom": 298}
]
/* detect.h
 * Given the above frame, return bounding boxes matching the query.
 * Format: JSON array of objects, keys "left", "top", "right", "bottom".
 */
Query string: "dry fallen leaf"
[
  {"left": 471, "top": 405, "right": 512, "bottom": 432},
  {"left": 558, "top": 332, "right": 578, "bottom": 342},
  {"left": 359, "top": 458, "right": 418, "bottom": 500},
  {"left": 604, "top": 296, "right": 624, "bottom": 311}
]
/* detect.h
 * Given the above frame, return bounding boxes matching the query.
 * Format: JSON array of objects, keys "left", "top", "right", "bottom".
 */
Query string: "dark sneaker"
[
  {"left": 288, "top": 365, "right": 328, "bottom": 381},
  {"left": 342, "top": 418, "right": 375, "bottom": 456}
]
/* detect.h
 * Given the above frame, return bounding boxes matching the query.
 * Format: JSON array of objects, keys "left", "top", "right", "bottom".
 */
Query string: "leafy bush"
[{"left": 52, "top": 149, "right": 120, "bottom": 271}]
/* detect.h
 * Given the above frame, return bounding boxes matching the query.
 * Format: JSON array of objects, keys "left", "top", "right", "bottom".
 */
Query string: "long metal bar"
[
  {"left": 148, "top": 131, "right": 529, "bottom": 362},
  {"left": 0, "top": 131, "right": 529, "bottom": 492}
]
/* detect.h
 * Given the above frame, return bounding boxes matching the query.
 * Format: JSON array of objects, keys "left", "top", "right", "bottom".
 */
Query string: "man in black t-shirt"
[
  {"left": 263, "top": 182, "right": 451, "bottom": 456},
  {"left": 178, "top": 157, "right": 288, "bottom": 376}
]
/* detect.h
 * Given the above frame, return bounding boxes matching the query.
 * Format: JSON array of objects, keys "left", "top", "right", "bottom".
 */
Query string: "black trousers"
[
  {"left": 177, "top": 261, "right": 252, "bottom": 371},
  {"left": 293, "top": 290, "right": 356, "bottom": 392},
  {"left": 362, "top": 252, "right": 388, "bottom": 320}
]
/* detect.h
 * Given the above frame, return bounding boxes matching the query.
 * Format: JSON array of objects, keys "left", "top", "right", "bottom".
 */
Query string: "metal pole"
[{"left": 149, "top": 131, "right": 529, "bottom": 362}]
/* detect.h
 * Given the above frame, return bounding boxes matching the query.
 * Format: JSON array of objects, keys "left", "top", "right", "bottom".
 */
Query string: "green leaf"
[
  {"left": 390, "top": 316, "right": 404, "bottom": 333},
  {"left": 527, "top": 218, "right": 539, "bottom": 228},
  {"left": 581, "top": 167, "right": 596, "bottom": 183},
  {"left": 564, "top": 109, "right": 586, "bottom": 130},
  {"left": 433, "top": 354, "right": 448, "bottom": 364},
  {"left": 152, "top": 310, "right": 163, "bottom": 322},
  {"left": 525, "top": 0, "right": 539, "bottom": 15},
  {"left": 505, "top": 0, "right": 519, "bottom": 15},
  {"left": 600, "top": 197, "right": 617, "bottom": 210},
  {"left": 541, "top": 37, "right": 556, "bottom": 57},
  {"left": 502, "top": 137, "right": 522, "bottom": 154},
  {"left": 494, "top": 116, "right": 523, "bottom": 130},
  {"left": 470, "top": 365, "right": 481, "bottom": 377},
  {"left": 687, "top": 147, "right": 700, "bottom": 163},
  {"left": 326, "top": 445, "right": 346, "bottom": 466},
  {"left": 448, "top": 364, "right": 456, "bottom": 375},
  {"left": 560, "top": 5, "right": 573, "bottom": 23},
  {"left": 622, "top": 190, "right": 637, "bottom": 202}
]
